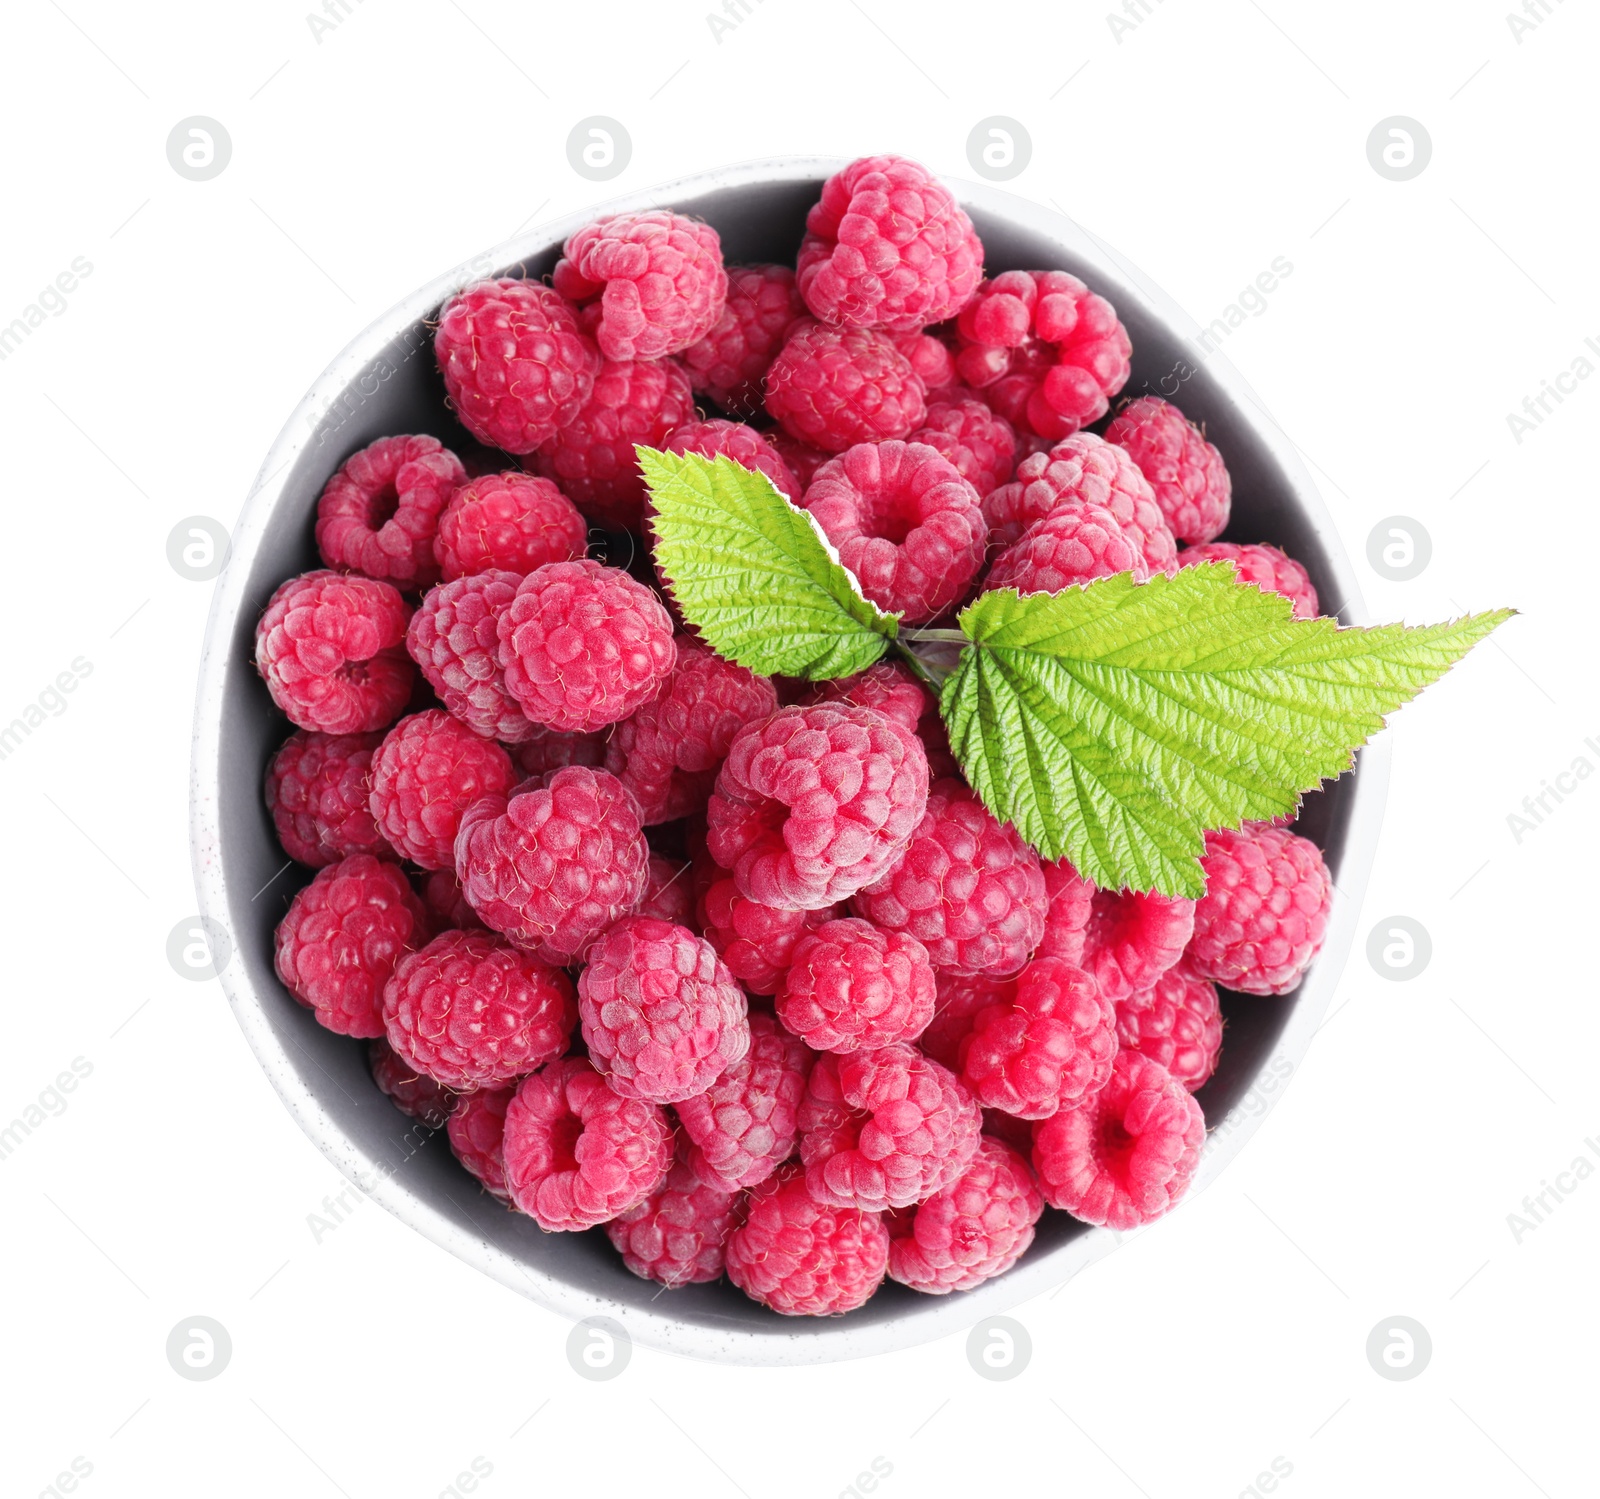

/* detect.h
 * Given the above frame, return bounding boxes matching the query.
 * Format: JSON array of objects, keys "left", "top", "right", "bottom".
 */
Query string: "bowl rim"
[{"left": 191, "top": 155, "right": 1390, "bottom": 1365}]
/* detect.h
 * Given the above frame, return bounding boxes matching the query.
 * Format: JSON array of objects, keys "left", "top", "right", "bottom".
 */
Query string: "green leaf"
[
  {"left": 942, "top": 563, "right": 1513, "bottom": 897},
  {"left": 639, "top": 445, "right": 897, "bottom": 679}
]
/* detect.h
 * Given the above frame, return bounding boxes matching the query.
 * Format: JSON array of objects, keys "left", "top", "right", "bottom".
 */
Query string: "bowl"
[{"left": 190, "top": 156, "right": 1388, "bottom": 1365}]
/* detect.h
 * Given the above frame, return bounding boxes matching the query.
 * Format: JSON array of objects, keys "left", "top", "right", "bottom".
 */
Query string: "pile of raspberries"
[{"left": 256, "top": 155, "right": 1333, "bottom": 1317}]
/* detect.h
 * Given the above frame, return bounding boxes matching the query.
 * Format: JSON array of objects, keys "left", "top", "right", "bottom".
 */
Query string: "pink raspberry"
[
  {"left": 274, "top": 855, "right": 427, "bottom": 1038},
  {"left": 381, "top": 928, "right": 576, "bottom": 1092},
  {"left": 406, "top": 572, "right": 533, "bottom": 743},
  {"left": 777, "top": 917, "right": 937, "bottom": 1054},
  {"left": 696, "top": 877, "right": 838, "bottom": 995},
  {"left": 636, "top": 854, "right": 693, "bottom": 925},
  {"left": 888, "top": 1137, "right": 1043, "bottom": 1294},
  {"left": 764, "top": 322, "right": 927, "bottom": 453},
  {"left": 534, "top": 356, "right": 696, "bottom": 530},
  {"left": 1178, "top": 542, "right": 1319, "bottom": 620},
  {"left": 1105, "top": 396, "right": 1232, "bottom": 544},
  {"left": 908, "top": 397, "right": 1017, "bottom": 496},
  {"left": 801, "top": 659, "right": 928, "bottom": 735},
  {"left": 455, "top": 766, "right": 650, "bottom": 965},
  {"left": 893, "top": 331, "right": 959, "bottom": 400},
  {"left": 958, "top": 957, "right": 1116, "bottom": 1120},
  {"left": 368, "top": 710, "right": 515, "bottom": 871},
  {"left": 265, "top": 730, "right": 391, "bottom": 867},
  {"left": 796, "top": 155, "right": 983, "bottom": 331},
  {"left": 1033, "top": 1052, "right": 1205, "bottom": 1229},
  {"left": 1187, "top": 823, "right": 1332, "bottom": 995},
  {"left": 255, "top": 570, "right": 413, "bottom": 735},
  {"left": 725, "top": 1164, "right": 889, "bottom": 1315},
  {"left": 447, "top": 1084, "right": 515, "bottom": 1199},
  {"left": 680, "top": 263, "right": 806, "bottom": 416},
  {"left": 982, "top": 431, "right": 1160, "bottom": 551},
  {"left": 851, "top": 779, "right": 1046, "bottom": 978},
  {"left": 955, "top": 270, "right": 1132, "bottom": 440},
  {"left": 314, "top": 434, "right": 464, "bottom": 589},
  {"left": 766, "top": 429, "right": 831, "bottom": 490},
  {"left": 604, "top": 639, "right": 779, "bottom": 824},
  {"left": 707, "top": 704, "right": 930, "bottom": 911},
  {"left": 984, "top": 503, "right": 1149, "bottom": 595},
  {"left": 432, "top": 471, "right": 587, "bottom": 581},
  {"left": 605, "top": 1158, "right": 741, "bottom": 1287},
  {"left": 502, "top": 1057, "right": 672, "bottom": 1231},
  {"left": 1036, "top": 859, "right": 1094, "bottom": 964},
  {"left": 803, "top": 441, "right": 986, "bottom": 624},
  {"left": 676, "top": 1011, "right": 813, "bottom": 1190},
  {"left": 663, "top": 418, "right": 802, "bottom": 503},
  {"left": 421, "top": 867, "right": 484, "bottom": 932},
  {"left": 1080, "top": 886, "right": 1196, "bottom": 1001},
  {"left": 497, "top": 559, "right": 677, "bottom": 733},
  {"left": 799, "top": 1042, "right": 981, "bottom": 1211},
  {"left": 369, "top": 1038, "right": 457, "bottom": 1127},
  {"left": 434, "top": 278, "right": 601, "bottom": 454},
  {"left": 1116, "top": 962, "right": 1222, "bottom": 1091},
  {"left": 510, "top": 724, "right": 607, "bottom": 777},
  {"left": 919, "top": 973, "right": 1010, "bottom": 1072}
]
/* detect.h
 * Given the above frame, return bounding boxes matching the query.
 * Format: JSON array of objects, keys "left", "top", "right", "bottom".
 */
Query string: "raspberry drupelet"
[
  {"left": 315, "top": 434, "right": 465, "bottom": 589},
  {"left": 777, "top": 916, "right": 937, "bottom": 1053},
  {"left": 368, "top": 710, "right": 515, "bottom": 870}
]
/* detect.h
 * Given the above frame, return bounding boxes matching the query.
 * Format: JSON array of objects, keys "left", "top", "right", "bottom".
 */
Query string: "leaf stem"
[
  {"left": 902, "top": 628, "right": 968, "bottom": 645},
  {"left": 892, "top": 637, "right": 947, "bottom": 689}
]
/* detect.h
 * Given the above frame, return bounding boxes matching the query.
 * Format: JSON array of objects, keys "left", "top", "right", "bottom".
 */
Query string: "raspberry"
[
  {"left": 447, "top": 1084, "right": 514, "bottom": 1200},
  {"left": 888, "top": 1137, "right": 1043, "bottom": 1294},
  {"left": 313, "top": 434, "right": 464, "bottom": 589},
  {"left": 680, "top": 263, "right": 805, "bottom": 416},
  {"left": 434, "top": 278, "right": 600, "bottom": 454},
  {"left": 432, "top": 471, "right": 587, "bottom": 581},
  {"left": 984, "top": 502, "right": 1149, "bottom": 595},
  {"left": 455, "top": 767, "right": 650, "bottom": 965},
  {"left": 1187, "top": 823, "right": 1332, "bottom": 995},
  {"left": 603, "top": 639, "right": 778, "bottom": 823},
  {"left": 497, "top": 559, "right": 677, "bottom": 733},
  {"left": 255, "top": 570, "right": 413, "bottom": 735},
  {"left": 1080, "top": 886, "right": 1196, "bottom": 1001},
  {"left": 552, "top": 211, "right": 728, "bottom": 362},
  {"left": 577, "top": 915, "right": 749, "bottom": 1104},
  {"left": 1032, "top": 1052, "right": 1205, "bottom": 1229},
  {"left": 908, "top": 398, "right": 1017, "bottom": 496},
  {"left": 406, "top": 572, "right": 533, "bottom": 743},
  {"left": 766, "top": 430, "right": 831, "bottom": 490},
  {"left": 676, "top": 1011, "right": 813, "bottom": 1190},
  {"left": 851, "top": 779, "right": 1046, "bottom": 977},
  {"left": 724, "top": 1164, "right": 890, "bottom": 1315},
  {"left": 510, "top": 724, "right": 607, "bottom": 778},
  {"left": 605, "top": 1158, "right": 741, "bottom": 1287},
  {"left": 696, "top": 876, "right": 838, "bottom": 994},
  {"left": 663, "top": 418, "right": 802, "bottom": 503},
  {"left": 369, "top": 710, "right": 515, "bottom": 871},
  {"left": 706, "top": 704, "right": 930, "bottom": 911},
  {"left": 796, "top": 155, "right": 983, "bottom": 332},
  {"left": 919, "top": 973, "right": 1010, "bottom": 1072},
  {"left": 501, "top": 1057, "right": 672, "bottom": 1231},
  {"left": 803, "top": 441, "right": 986, "bottom": 623},
  {"left": 1116, "top": 962, "right": 1222, "bottom": 1091},
  {"left": 958, "top": 957, "right": 1116, "bottom": 1119},
  {"left": 893, "top": 331, "right": 959, "bottom": 400},
  {"left": 534, "top": 356, "right": 696, "bottom": 530},
  {"left": 275, "top": 855, "right": 427, "bottom": 1037},
  {"left": 801, "top": 659, "right": 928, "bottom": 736},
  {"left": 636, "top": 854, "right": 693, "bottom": 925},
  {"left": 955, "top": 270, "right": 1132, "bottom": 440},
  {"left": 421, "top": 867, "right": 484, "bottom": 932},
  {"left": 1036, "top": 859, "right": 1094, "bottom": 964},
  {"left": 1178, "top": 542, "right": 1319, "bottom": 620},
  {"left": 1104, "top": 396, "right": 1232, "bottom": 544},
  {"left": 981, "top": 432, "right": 1160, "bottom": 551},
  {"left": 764, "top": 322, "right": 927, "bottom": 453},
  {"left": 369, "top": 1038, "right": 457, "bottom": 1127},
  {"left": 777, "top": 917, "right": 937, "bottom": 1053},
  {"left": 265, "top": 730, "right": 391, "bottom": 867}
]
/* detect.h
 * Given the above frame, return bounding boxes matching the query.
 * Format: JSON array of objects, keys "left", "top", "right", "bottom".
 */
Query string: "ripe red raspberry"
[
  {"left": 369, "top": 1038, "right": 457, "bottom": 1127},
  {"left": 447, "top": 1084, "right": 514, "bottom": 1200},
  {"left": 314, "top": 435, "right": 464, "bottom": 589},
  {"left": 275, "top": 855, "right": 427, "bottom": 1038},
  {"left": 696, "top": 876, "right": 838, "bottom": 994},
  {"left": 958, "top": 957, "right": 1116, "bottom": 1119},
  {"left": 919, "top": 973, "right": 1010, "bottom": 1071},
  {"left": 663, "top": 418, "right": 802, "bottom": 503},
  {"left": 435, "top": 278, "right": 600, "bottom": 454},
  {"left": 432, "top": 471, "right": 587, "bottom": 581},
  {"left": 255, "top": 570, "right": 413, "bottom": 735},
  {"left": 636, "top": 854, "right": 693, "bottom": 925},
  {"left": 796, "top": 155, "right": 983, "bottom": 332},
  {"left": 888, "top": 1137, "right": 1043, "bottom": 1293},
  {"left": 604, "top": 640, "right": 778, "bottom": 824},
  {"left": 552, "top": 211, "right": 728, "bottom": 362},
  {"left": 803, "top": 441, "right": 986, "bottom": 623},
  {"left": 455, "top": 767, "right": 649, "bottom": 964},
  {"left": 497, "top": 559, "right": 677, "bottom": 733},
  {"left": 801, "top": 659, "right": 928, "bottom": 735},
  {"left": 908, "top": 398, "right": 1017, "bottom": 496},
  {"left": 1104, "top": 396, "right": 1231, "bottom": 544},
  {"left": 421, "top": 867, "right": 484, "bottom": 932},
  {"left": 369, "top": 710, "right": 515, "bottom": 871},
  {"left": 725, "top": 1164, "right": 890, "bottom": 1315},
  {"left": 534, "top": 356, "right": 696, "bottom": 530},
  {"left": 1081, "top": 886, "right": 1196, "bottom": 1001},
  {"left": 1178, "top": 542, "right": 1319, "bottom": 620},
  {"left": 777, "top": 917, "right": 937, "bottom": 1053},
  {"left": 1036, "top": 859, "right": 1094, "bottom": 964},
  {"left": 1116, "top": 962, "right": 1222, "bottom": 1091},
  {"left": 893, "top": 331, "right": 959, "bottom": 401},
  {"left": 605, "top": 1158, "right": 741, "bottom": 1287},
  {"left": 406, "top": 572, "right": 532, "bottom": 743},
  {"left": 676, "top": 1011, "right": 813, "bottom": 1190},
  {"left": 680, "top": 263, "right": 805, "bottom": 416},
  {"left": 1033, "top": 1052, "right": 1205, "bottom": 1228},
  {"left": 1187, "top": 823, "right": 1332, "bottom": 994},
  {"left": 265, "top": 730, "right": 391, "bottom": 867},
  {"left": 955, "top": 270, "right": 1132, "bottom": 440},
  {"left": 707, "top": 704, "right": 930, "bottom": 911},
  {"left": 510, "top": 724, "right": 606, "bottom": 778},
  {"left": 766, "top": 429, "right": 830, "bottom": 490},
  {"left": 502, "top": 1057, "right": 672, "bottom": 1231},
  {"left": 851, "top": 779, "right": 1046, "bottom": 978},
  {"left": 982, "top": 431, "right": 1160, "bottom": 551},
  {"left": 984, "top": 503, "right": 1149, "bottom": 595},
  {"left": 764, "top": 322, "right": 927, "bottom": 453}
]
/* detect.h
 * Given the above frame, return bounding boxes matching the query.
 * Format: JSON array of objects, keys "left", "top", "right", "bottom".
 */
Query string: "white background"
[{"left": 2, "top": 0, "right": 1595, "bottom": 1495}]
